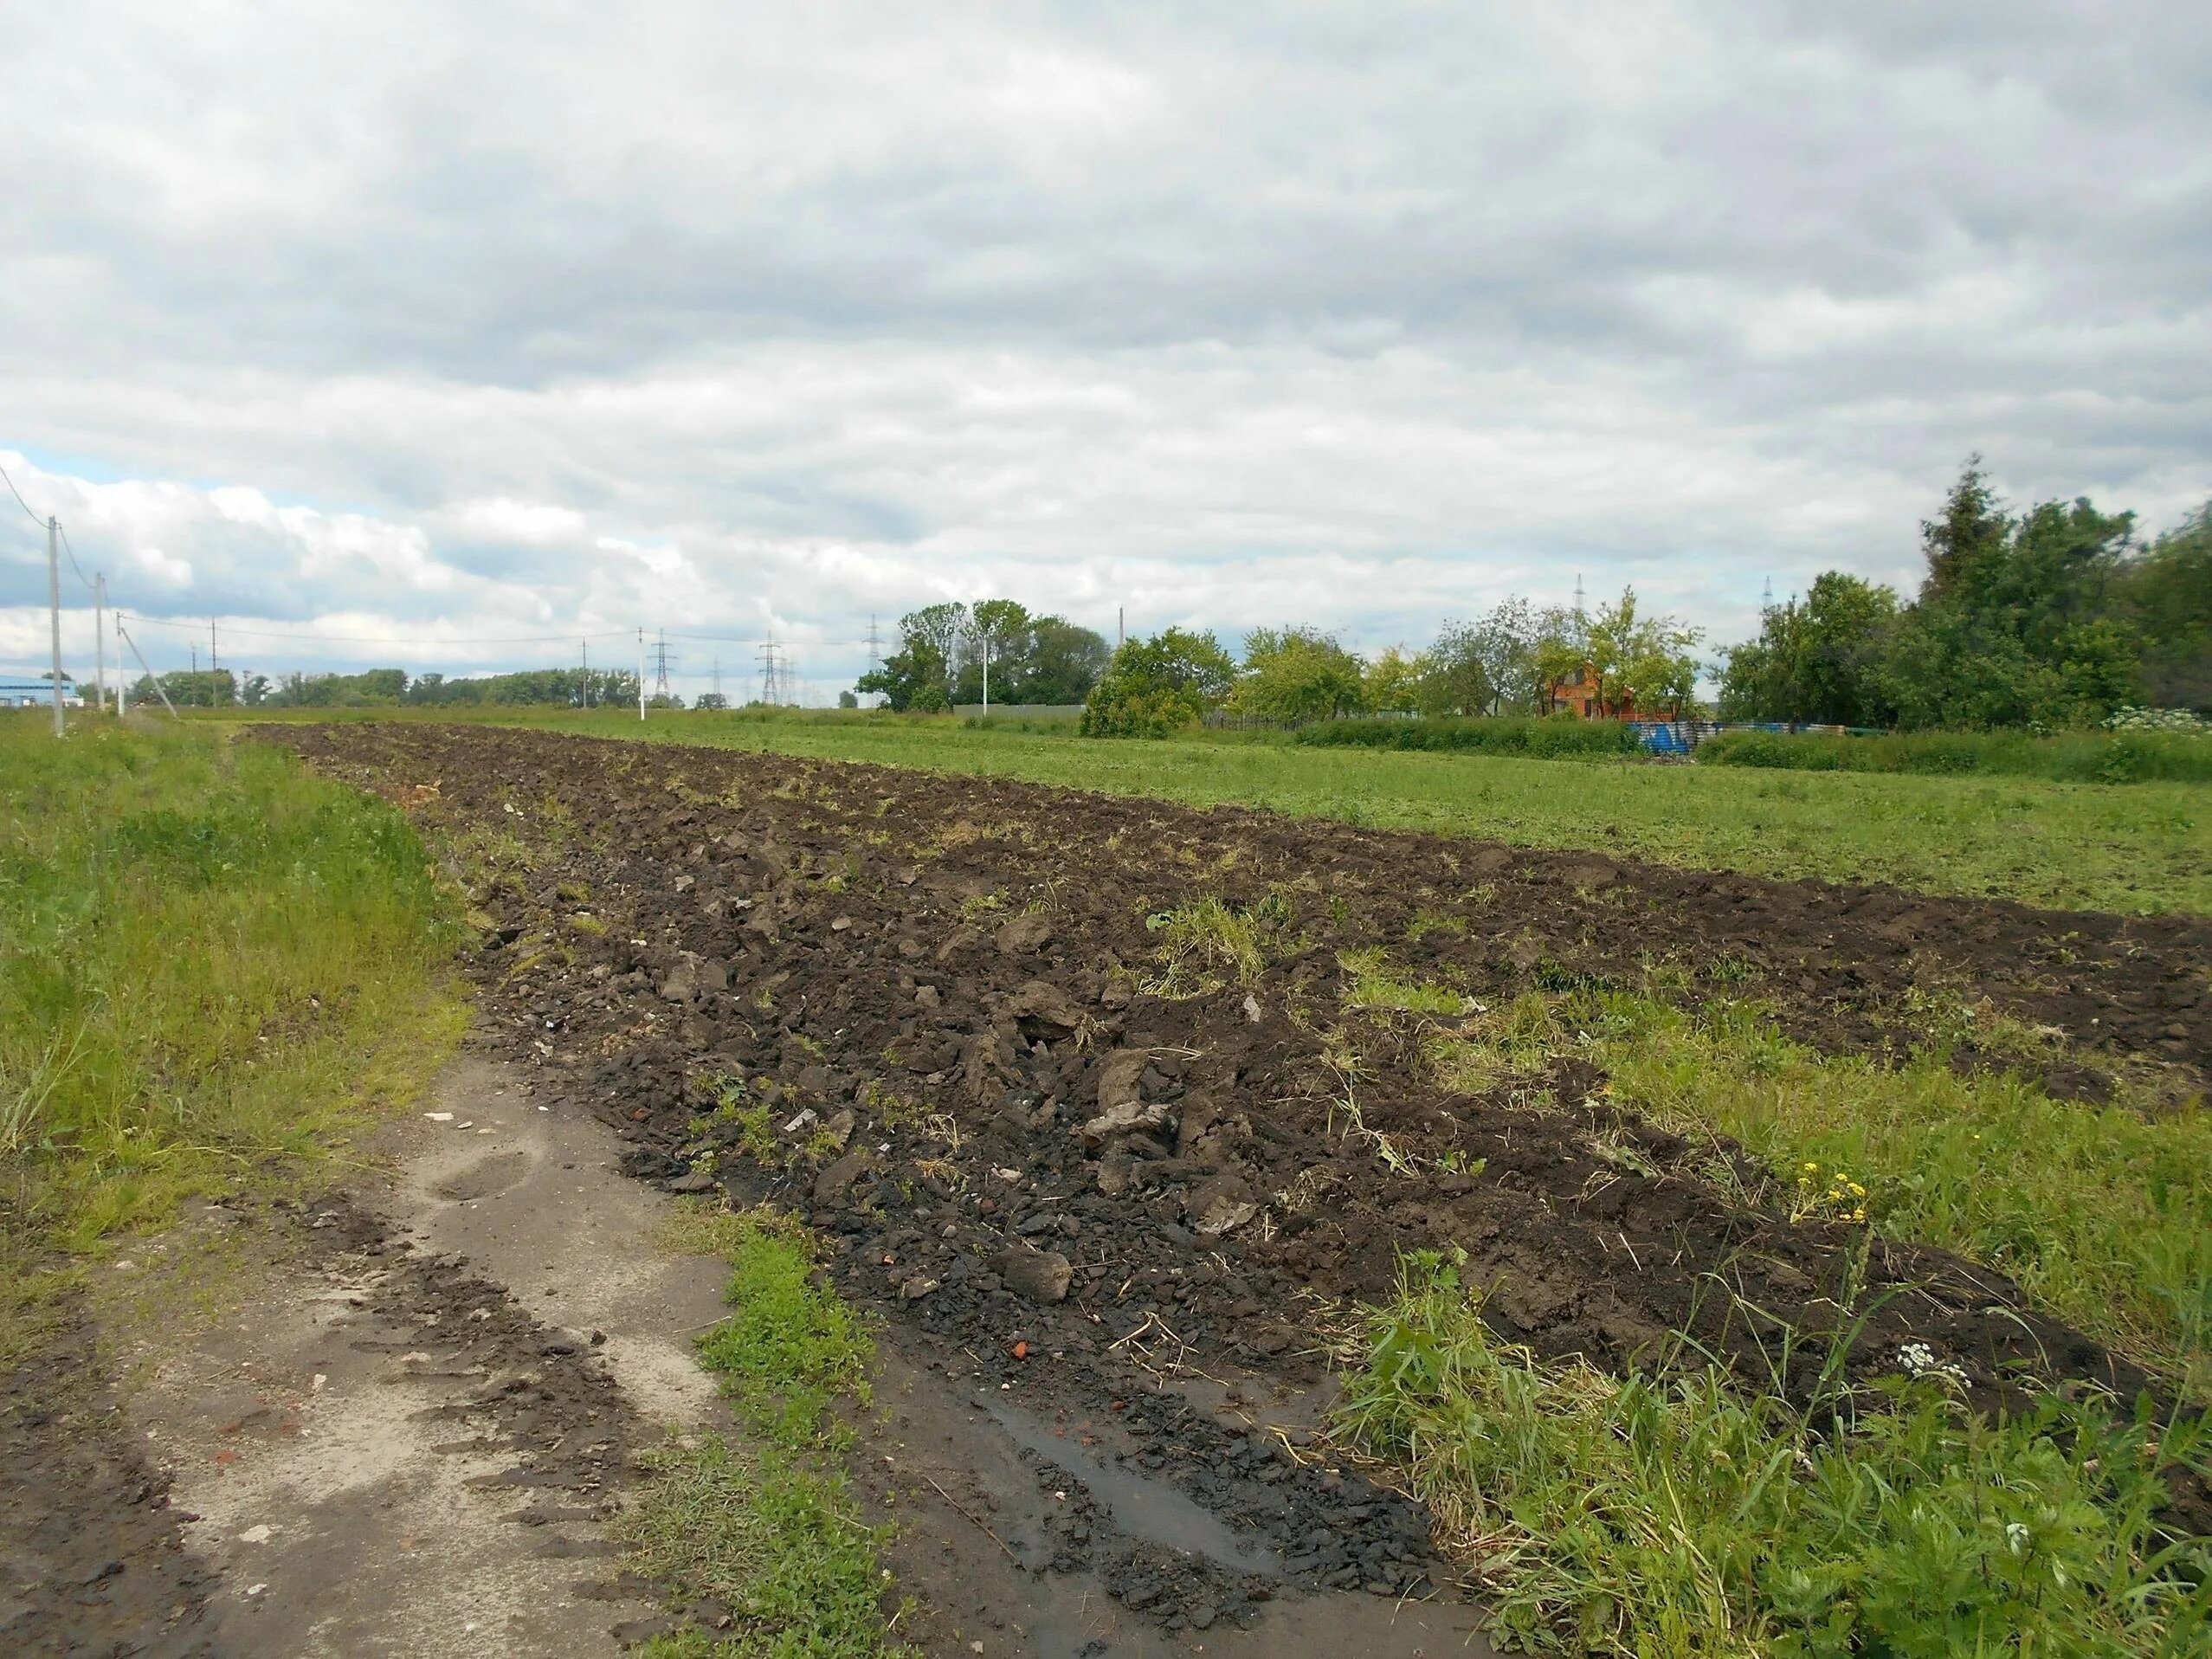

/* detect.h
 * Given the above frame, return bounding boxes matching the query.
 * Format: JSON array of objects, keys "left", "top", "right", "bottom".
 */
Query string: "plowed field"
[{"left": 265, "top": 722, "right": 2212, "bottom": 1639}]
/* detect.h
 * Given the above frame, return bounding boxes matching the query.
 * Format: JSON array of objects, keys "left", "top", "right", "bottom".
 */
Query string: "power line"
[
  {"left": 1, "top": 459, "right": 47, "bottom": 527},
  {"left": 2, "top": 462, "right": 97, "bottom": 596},
  {"left": 55, "top": 522, "right": 94, "bottom": 591}
]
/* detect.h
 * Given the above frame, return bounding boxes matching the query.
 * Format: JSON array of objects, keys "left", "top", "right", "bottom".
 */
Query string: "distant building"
[
  {"left": 1542, "top": 663, "right": 1676, "bottom": 721},
  {"left": 0, "top": 673, "right": 82, "bottom": 708}
]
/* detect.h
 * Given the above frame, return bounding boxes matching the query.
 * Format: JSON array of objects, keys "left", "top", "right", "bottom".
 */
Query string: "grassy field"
[
  {"left": 110, "top": 707, "right": 2202, "bottom": 1653},
  {"left": 0, "top": 712, "right": 465, "bottom": 1356},
  {"left": 226, "top": 707, "right": 2212, "bottom": 915}
]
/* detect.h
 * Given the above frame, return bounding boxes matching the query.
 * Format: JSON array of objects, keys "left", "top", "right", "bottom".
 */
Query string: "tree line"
[
  {"left": 1073, "top": 592, "right": 1704, "bottom": 737},
  {"left": 109, "top": 463, "right": 2207, "bottom": 733},
  {"left": 855, "top": 601, "right": 1112, "bottom": 710},
  {"left": 1064, "top": 462, "right": 2208, "bottom": 738},
  {"left": 1718, "top": 463, "right": 2209, "bottom": 729},
  {"left": 126, "top": 665, "right": 646, "bottom": 708}
]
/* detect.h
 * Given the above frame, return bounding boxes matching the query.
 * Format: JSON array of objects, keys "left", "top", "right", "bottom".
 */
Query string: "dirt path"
[
  {"left": 16, "top": 1033, "right": 1489, "bottom": 1656},
  {"left": 90, "top": 1047, "right": 727, "bottom": 1656}
]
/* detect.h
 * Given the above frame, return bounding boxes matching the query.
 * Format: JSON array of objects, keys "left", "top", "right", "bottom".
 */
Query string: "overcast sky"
[{"left": 4, "top": 1, "right": 2208, "bottom": 700}]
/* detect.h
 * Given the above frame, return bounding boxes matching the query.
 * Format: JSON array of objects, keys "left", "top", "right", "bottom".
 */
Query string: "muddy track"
[
  {"left": 267, "top": 723, "right": 2212, "bottom": 1627},
  {"left": 0, "top": 1190, "right": 647, "bottom": 1657},
  {"left": 0, "top": 1302, "right": 218, "bottom": 1657}
]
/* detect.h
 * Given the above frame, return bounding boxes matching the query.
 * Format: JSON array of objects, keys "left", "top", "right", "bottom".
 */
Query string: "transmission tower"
[
  {"left": 712, "top": 654, "right": 723, "bottom": 705},
  {"left": 1761, "top": 576, "right": 1775, "bottom": 612},
  {"left": 1573, "top": 571, "right": 1586, "bottom": 618},
  {"left": 652, "top": 630, "right": 674, "bottom": 701},
  {"left": 757, "top": 637, "right": 785, "bottom": 706}
]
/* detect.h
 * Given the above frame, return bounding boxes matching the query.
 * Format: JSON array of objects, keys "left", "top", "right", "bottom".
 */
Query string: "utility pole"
[
  {"left": 118, "top": 618, "right": 180, "bottom": 719},
  {"left": 581, "top": 636, "right": 590, "bottom": 707},
  {"left": 210, "top": 619, "right": 220, "bottom": 706},
  {"left": 191, "top": 643, "right": 199, "bottom": 704},
  {"left": 94, "top": 574, "right": 108, "bottom": 714},
  {"left": 47, "top": 517, "right": 63, "bottom": 736},
  {"left": 981, "top": 629, "right": 992, "bottom": 712},
  {"left": 636, "top": 627, "right": 647, "bottom": 721}
]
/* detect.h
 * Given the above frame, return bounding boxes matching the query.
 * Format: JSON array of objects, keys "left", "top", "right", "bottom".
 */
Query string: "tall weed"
[
  {"left": 0, "top": 718, "right": 463, "bottom": 1260},
  {"left": 1338, "top": 1255, "right": 2212, "bottom": 1656}
]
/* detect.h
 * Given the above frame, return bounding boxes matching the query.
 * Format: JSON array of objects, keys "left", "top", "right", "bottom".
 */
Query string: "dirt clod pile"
[{"left": 268, "top": 723, "right": 2212, "bottom": 1630}]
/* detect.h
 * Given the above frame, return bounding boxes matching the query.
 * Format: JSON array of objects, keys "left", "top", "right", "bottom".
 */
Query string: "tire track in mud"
[{"left": 267, "top": 722, "right": 2212, "bottom": 1632}]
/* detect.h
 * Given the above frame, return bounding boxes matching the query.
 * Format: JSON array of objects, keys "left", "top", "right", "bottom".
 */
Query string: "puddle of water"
[{"left": 981, "top": 1394, "right": 1284, "bottom": 1577}]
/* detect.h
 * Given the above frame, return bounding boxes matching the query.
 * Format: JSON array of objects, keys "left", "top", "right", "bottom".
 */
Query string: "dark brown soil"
[
  {"left": 0, "top": 1303, "right": 217, "bottom": 1657},
  {"left": 254, "top": 722, "right": 2209, "bottom": 1628}
]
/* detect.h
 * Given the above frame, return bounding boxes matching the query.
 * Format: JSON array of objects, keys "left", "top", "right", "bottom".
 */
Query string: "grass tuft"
[
  {"left": 1140, "top": 891, "right": 1294, "bottom": 997},
  {"left": 627, "top": 1202, "right": 908, "bottom": 1657},
  {"left": 1338, "top": 947, "right": 1472, "bottom": 1017},
  {"left": 1337, "top": 1253, "right": 2212, "bottom": 1656}
]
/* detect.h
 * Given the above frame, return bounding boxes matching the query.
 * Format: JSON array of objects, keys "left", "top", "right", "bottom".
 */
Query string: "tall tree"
[
  {"left": 1017, "top": 617, "right": 1112, "bottom": 704},
  {"left": 1416, "top": 621, "right": 1495, "bottom": 715},
  {"left": 1717, "top": 572, "right": 1899, "bottom": 725},
  {"left": 857, "top": 601, "right": 969, "bottom": 711},
  {"left": 1875, "top": 463, "right": 2140, "bottom": 728},
  {"left": 1534, "top": 589, "right": 1697, "bottom": 717},
  {"left": 1232, "top": 627, "right": 1367, "bottom": 723},
  {"left": 1364, "top": 646, "right": 1426, "bottom": 714},
  {"left": 1079, "top": 628, "right": 1236, "bottom": 737},
  {"left": 1474, "top": 597, "right": 1544, "bottom": 713},
  {"left": 2114, "top": 500, "right": 2212, "bottom": 709}
]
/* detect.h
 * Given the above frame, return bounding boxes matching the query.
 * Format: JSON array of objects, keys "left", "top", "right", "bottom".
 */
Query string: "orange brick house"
[{"left": 1543, "top": 663, "right": 1677, "bottom": 721}]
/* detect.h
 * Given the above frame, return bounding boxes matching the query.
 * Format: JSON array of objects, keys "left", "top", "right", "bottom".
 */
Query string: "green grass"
[
  {"left": 1700, "top": 726, "right": 2212, "bottom": 784},
  {"left": 0, "top": 713, "right": 464, "bottom": 1355},
  {"left": 629, "top": 1203, "right": 909, "bottom": 1658},
  {"left": 1301, "top": 713, "right": 1645, "bottom": 758},
  {"left": 1337, "top": 1254, "right": 2212, "bottom": 1657},
  {"left": 218, "top": 707, "right": 2209, "bottom": 914},
  {"left": 1140, "top": 892, "right": 1293, "bottom": 997},
  {"left": 1424, "top": 989, "right": 2212, "bottom": 1397}
]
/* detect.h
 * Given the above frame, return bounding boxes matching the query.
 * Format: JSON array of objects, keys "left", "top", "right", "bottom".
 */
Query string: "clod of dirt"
[
  {"left": 995, "top": 914, "right": 1054, "bottom": 955},
  {"left": 994, "top": 1243, "right": 1074, "bottom": 1304}
]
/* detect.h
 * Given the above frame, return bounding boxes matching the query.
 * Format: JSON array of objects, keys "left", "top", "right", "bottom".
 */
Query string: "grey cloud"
[{"left": 2, "top": 1, "right": 2208, "bottom": 691}]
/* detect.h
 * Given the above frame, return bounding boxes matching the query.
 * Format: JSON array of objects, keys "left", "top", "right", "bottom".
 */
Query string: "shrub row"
[
  {"left": 1297, "top": 715, "right": 1642, "bottom": 758},
  {"left": 1698, "top": 727, "right": 2212, "bottom": 784}
]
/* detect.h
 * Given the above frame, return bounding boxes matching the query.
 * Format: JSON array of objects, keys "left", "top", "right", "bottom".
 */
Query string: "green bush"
[
  {"left": 1298, "top": 715, "right": 1643, "bottom": 758},
  {"left": 1080, "top": 681, "right": 1203, "bottom": 738},
  {"left": 1698, "top": 727, "right": 2212, "bottom": 784}
]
